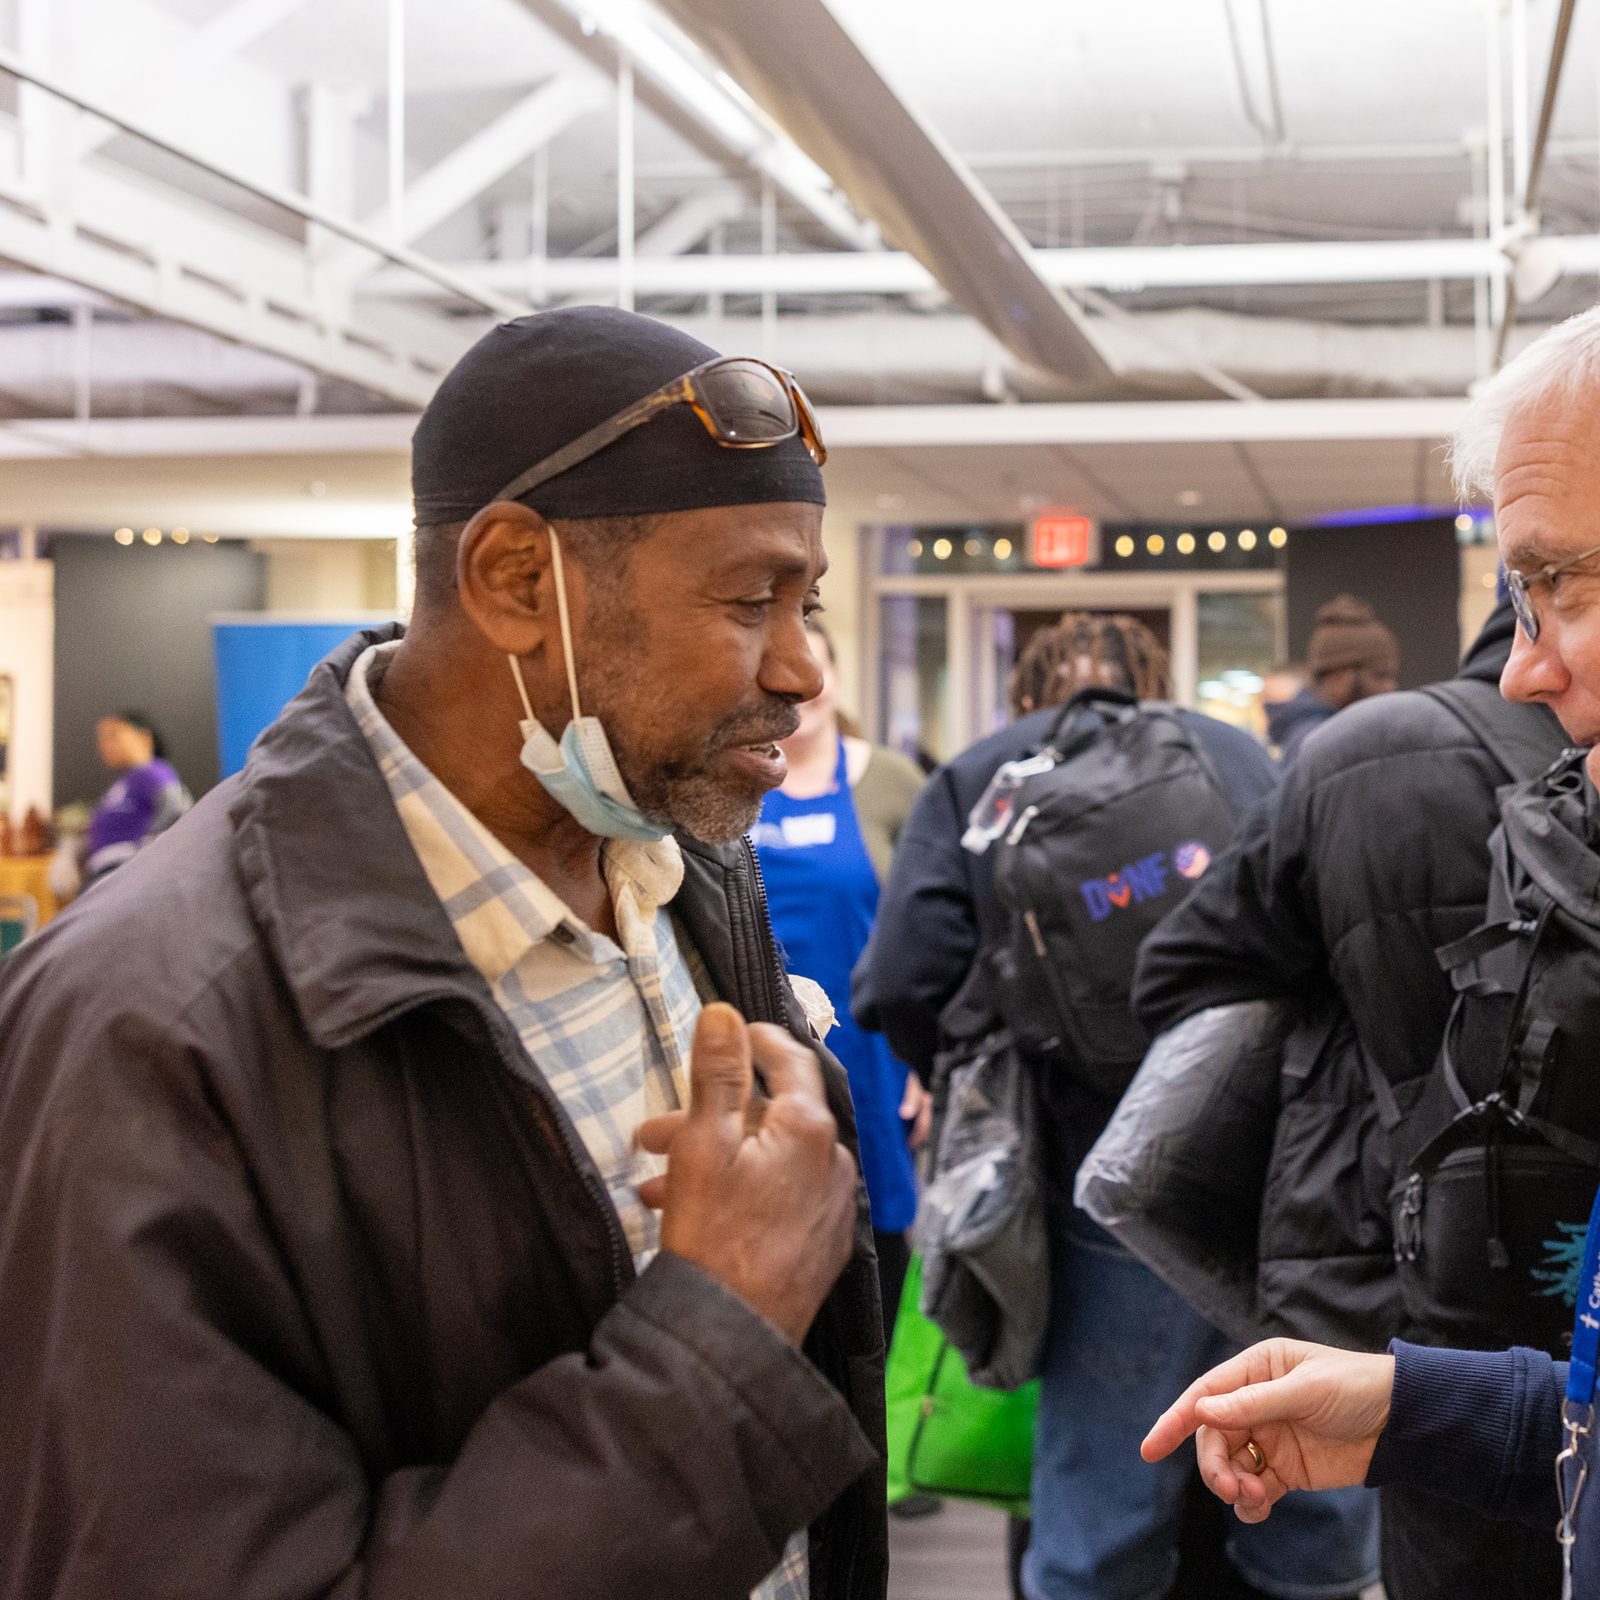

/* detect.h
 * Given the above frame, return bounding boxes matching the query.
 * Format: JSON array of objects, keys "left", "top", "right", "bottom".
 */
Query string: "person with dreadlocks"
[
  {"left": 854, "top": 613, "right": 1374, "bottom": 1600},
  {"left": 1008, "top": 613, "right": 1174, "bottom": 718}
]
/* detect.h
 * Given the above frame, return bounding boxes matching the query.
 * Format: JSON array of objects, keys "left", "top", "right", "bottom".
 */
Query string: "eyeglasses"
[
  {"left": 1505, "top": 538, "right": 1600, "bottom": 641},
  {"left": 493, "top": 355, "right": 826, "bottom": 506}
]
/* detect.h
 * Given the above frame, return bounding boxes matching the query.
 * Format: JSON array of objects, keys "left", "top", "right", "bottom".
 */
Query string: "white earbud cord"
[{"left": 507, "top": 527, "right": 584, "bottom": 725}]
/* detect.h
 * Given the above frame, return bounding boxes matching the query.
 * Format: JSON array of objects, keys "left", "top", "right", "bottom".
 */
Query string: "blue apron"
[{"left": 752, "top": 738, "right": 919, "bottom": 1233}]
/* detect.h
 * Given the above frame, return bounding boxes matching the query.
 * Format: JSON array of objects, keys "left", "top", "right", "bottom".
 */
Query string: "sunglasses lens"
[
  {"left": 792, "top": 383, "right": 827, "bottom": 467},
  {"left": 698, "top": 360, "right": 796, "bottom": 444}
]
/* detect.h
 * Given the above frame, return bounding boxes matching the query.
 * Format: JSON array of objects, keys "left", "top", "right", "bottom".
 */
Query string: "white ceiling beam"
[
  {"left": 362, "top": 232, "right": 1581, "bottom": 301},
  {"left": 530, "top": 0, "right": 877, "bottom": 251},
  {"left": 637, "top": 184, "right": 745, "bottom": 256},
  {"left": 653, "top": 0, "right": 1110, "bottom": 383},
  {"left": 357, "top": 76, "right": 607, "bottom": 260},
  {"left": 0, "top": 397, "right": 1469, "bottom": 463},
  {"left": 823, "top": 397, "right": 1469, "bottom": 449},
  {"left": 75, "top": 0, "right": 319, "bottom": 159},
  {"left": 0, "top": 274, "right": 107, "bottom": 309}
]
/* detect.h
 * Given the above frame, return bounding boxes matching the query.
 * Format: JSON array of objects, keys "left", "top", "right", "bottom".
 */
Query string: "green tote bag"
[{"left": 884, "top": 1254, "right": 1039, "bottom": 1517}]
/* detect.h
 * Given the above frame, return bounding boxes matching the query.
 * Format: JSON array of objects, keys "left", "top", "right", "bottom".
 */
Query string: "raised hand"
[
  {"left": 636, "top": 1003, "right": 859, "bottom": 1345},
  {"left": 1141, "top": 1339, "right": 1397, "bottom": 1524}
]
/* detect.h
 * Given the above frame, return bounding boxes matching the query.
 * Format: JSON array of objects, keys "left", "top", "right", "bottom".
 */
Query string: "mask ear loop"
[{"left": 507, "top": 526, "right": 584, "bottom": 726}]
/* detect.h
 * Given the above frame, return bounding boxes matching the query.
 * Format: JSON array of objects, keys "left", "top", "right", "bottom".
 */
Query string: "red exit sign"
[{"left": 1030, "top": 513, "right": 1096, "bottom": 568}]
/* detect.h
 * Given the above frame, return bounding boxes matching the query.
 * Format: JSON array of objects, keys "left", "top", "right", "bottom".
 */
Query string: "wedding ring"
[{"left": 1244, "top": 1439, "right": 1266, "bottom": 1475}]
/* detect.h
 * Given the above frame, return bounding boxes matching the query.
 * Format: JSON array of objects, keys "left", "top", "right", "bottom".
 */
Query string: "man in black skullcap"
[{"left": 0, "top": 309, "right": 887, "bottom": 1600}]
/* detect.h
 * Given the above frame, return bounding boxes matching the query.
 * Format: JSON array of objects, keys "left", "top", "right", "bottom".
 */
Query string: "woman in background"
[
  {"left": 751, "top": 622, "right": 930, "bottom": 1334},
  {"left": 83, "top": 711, "right": 191, "bottom": 884}
]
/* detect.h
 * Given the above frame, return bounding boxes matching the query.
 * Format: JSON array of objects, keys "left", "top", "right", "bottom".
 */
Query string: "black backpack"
[
  {"left": 982, "top": 689, "right": 1241, "bottom": 1100},
  {"left": 1393, "top": 736, "right": 1600, "bottom": 1356}
]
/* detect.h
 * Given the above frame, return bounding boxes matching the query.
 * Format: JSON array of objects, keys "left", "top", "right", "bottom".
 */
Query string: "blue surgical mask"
[{"left": 509, "top": 530, "right": 670, "bottom": 843}]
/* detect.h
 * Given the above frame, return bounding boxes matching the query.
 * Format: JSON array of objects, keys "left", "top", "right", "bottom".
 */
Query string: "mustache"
[{"left": 711, "top": 707, "right": 802, "bottom": 749}]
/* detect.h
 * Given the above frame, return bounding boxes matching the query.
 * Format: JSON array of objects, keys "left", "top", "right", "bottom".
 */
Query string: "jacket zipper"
[{"left": 742, "top": 839, "right": 792, "bottom": 1025}]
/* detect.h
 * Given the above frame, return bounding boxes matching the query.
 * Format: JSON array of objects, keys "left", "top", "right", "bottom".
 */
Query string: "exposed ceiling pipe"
[
  {"left": 1493, "top": 0, "right": 1580, "bottom": 366},
  {"left": 1220, "top": 0, "right": 1286, "bottom": 148},
  {"left": 647, "top": 0, "right": 1112, "bottom": 385},
  {"left": 360, "top": 232, "right": 1600, "bottom": 301}
]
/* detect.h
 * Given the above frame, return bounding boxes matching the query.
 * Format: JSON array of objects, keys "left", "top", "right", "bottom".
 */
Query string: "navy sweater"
[{"left": 1368, "top": 1342, "right": 1589, "bottom": 1586}]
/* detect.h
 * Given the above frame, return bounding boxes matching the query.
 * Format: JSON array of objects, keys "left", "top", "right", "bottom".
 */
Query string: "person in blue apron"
[
  {"left": 1140, "top": 1183, "right": 1600, "bottom": 1600},
  {"left": 750, "top": 622, "right": 928, "bottom": 1335}
]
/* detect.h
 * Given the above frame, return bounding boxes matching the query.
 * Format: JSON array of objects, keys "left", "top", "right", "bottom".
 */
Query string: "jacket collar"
[
  {"left": 229, "top": 625, "right": 493, "bottom": 1050},
  {"left": 1459, "top": 597, "right": 1518, "bottom": 685}
]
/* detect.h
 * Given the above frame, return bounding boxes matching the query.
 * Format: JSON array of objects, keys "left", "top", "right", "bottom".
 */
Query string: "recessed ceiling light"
[
  {"left": 993, "top": 538, "right": 1013, "bottom": 560},
  {"left": 142, "top": 528, "right": 162, "bottom": 545},
  {"left": 114, "top": 527, "right": 134, "bottom": 545}
]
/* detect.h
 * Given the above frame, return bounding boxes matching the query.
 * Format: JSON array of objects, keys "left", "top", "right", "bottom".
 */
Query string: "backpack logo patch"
[{"left": 1080, "top": 841, "right": 1213, "bottom": 923}]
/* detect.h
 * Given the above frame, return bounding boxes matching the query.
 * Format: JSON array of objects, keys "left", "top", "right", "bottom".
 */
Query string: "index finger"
[
  {"left": 747, "top": 1023, "right": 828, "bottom": 1112},
  {"left": 1141, "top": 1347, "right": 1269, "bottom": 1463}
]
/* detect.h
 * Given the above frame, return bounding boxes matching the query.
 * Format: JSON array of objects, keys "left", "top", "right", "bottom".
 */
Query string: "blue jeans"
[{"left": 1023, "top": 1214, "right": 1381, "bottom": 1600}]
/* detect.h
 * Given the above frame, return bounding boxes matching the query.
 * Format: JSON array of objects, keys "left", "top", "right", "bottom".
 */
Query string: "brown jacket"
[{"left": 0, "top": 628, "right": 887, "bottom": 1600}]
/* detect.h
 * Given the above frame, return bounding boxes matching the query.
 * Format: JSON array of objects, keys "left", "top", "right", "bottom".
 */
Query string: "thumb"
[{"left": 687, "top": 1003, "right": 754, "bottom": 1135}]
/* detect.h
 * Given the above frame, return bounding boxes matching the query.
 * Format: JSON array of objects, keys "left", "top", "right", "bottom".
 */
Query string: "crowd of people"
[{"left": 2, "top": 297, "right": 1600, "bottom": 1600}]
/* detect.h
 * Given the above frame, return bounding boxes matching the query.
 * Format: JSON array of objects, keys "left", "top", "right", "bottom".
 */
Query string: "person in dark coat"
[
  {"left": 1132, "top": 598, "right": 1565, "bottom": 1600},
  {"left": 0, "top": 309, "right": 887, "bottom": 1600},
  {"left": 1136, "top": 597, "right": 1556, "bottom": 1107}
]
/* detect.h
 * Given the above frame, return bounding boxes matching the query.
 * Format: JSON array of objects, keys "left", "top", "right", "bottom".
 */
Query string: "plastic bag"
[
  {"left": 916, "top": 1028, "right": 1047, "bottom": 1390},
  {"left": 1074, "top": 999, "right": 1291, "bottom": 1347}
]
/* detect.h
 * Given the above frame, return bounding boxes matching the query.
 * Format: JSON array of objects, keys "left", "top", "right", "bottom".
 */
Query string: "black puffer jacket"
[
  {"left": 0, "top": 628, "right": 886, "bottom": 1600},
  {"left": 1134, "top": 603, "right": 1565, "bottom": 1105}
]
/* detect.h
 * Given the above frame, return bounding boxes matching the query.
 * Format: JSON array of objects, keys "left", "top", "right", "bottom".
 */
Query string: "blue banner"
[{"left": 212, "top": 620, "right": 385, "bottom": 777}]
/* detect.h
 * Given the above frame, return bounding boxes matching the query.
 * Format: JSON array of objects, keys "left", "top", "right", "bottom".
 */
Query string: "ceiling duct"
[{"left": 648, "top": 0, "right": 1112, "bottom": 386}]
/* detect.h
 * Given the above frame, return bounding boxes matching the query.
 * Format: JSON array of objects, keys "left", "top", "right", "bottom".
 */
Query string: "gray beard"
[{"left": 627, "top": 764, "right": 765, "bottom": 845}]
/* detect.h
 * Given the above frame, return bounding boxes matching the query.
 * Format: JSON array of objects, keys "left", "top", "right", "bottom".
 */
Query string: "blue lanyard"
[
  {"left": 1567, "top": 1181, "right": 1600, "bottom": 1409},
  {"left": 1557, "top": 1181, "right": 1600, "bottom": 1598}
]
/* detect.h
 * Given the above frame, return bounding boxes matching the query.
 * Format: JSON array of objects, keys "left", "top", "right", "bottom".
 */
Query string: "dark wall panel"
[
  {"left": 1285, "top": 517, "right": 1459, "bottom": 690},
  {"left": 51, "top": 535, "right": 265, "bottom": 806}
]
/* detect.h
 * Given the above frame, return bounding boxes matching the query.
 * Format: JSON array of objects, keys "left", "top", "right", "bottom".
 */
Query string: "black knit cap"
[{"left": 411, "top": 306, "right": 826, "bottom": 525}]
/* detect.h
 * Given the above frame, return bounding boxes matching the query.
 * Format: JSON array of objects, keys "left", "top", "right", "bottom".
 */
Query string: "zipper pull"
[
  {"left": 1005, "top": 804, "right": 1040, "bottom": 847},
  {"left": 1395, "top": 1175, "right": 1423, "bottom": 1264}
]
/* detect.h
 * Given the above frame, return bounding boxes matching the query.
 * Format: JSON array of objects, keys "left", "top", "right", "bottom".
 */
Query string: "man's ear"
[{"left": 455, "top": 500, "right": 566, "bottom": 656}]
